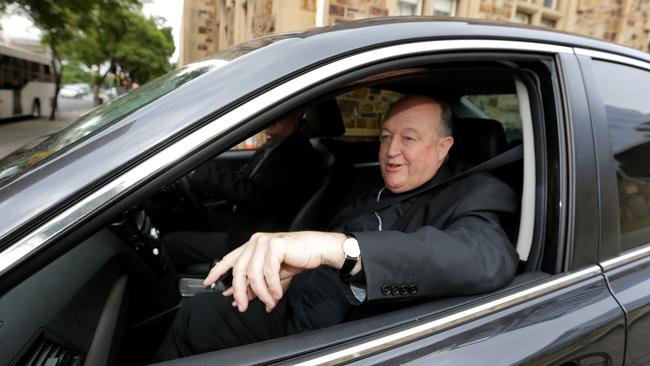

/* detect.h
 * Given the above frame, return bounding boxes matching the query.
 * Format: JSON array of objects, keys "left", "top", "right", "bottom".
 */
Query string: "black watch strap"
[{"left": 339, "top": 256, "right": 358, "bottom": 279}]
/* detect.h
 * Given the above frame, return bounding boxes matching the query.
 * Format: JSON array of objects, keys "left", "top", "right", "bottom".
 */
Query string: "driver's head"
[
  {"left": 379, "top": 95, "right": 454, "bottom": 194},
  {"left": 264, "top": 111, "right": 303, "bottom": 139}
]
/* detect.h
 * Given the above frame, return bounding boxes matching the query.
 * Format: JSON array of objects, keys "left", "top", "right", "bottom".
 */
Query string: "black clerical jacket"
[{"left": 287, "top": 165, "right": 518, "bottom": 332}]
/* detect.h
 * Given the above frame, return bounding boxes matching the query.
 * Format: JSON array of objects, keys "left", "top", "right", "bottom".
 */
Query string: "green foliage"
[
  {"left": 3, "top": 0, "right": 174, "bottom": 109},
  {"left": 72, "top": 5, "right": 175, "bottom": 85},
  {"left": 61, "top": 61, "right": 92, "bottom": 84}
]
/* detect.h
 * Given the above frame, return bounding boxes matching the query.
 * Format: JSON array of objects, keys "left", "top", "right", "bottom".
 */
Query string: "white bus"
[{"left": 0, "top": 43, "right": 55, "bottom": 119}]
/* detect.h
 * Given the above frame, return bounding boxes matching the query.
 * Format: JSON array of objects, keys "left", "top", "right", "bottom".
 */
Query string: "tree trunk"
[
  {"left": 49, "top": 48, "right": 62, "bottom": 121},
  {"left": 93, "top": 63, "right": 113, "bottom": 105}
]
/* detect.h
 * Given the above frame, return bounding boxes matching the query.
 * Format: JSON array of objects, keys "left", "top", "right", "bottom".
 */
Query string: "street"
[{"left": 0, "top": 95, "right": 95, "bottom": 159}]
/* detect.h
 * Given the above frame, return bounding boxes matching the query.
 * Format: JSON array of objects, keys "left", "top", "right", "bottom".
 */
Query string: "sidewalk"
[{"left": 0, "top": 112, "right": 84, "bottom": 159}]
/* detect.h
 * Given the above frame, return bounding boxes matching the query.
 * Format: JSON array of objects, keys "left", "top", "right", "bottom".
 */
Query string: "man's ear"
[{"left": 438, "top": 135, "right": 454, "bottom": 161}]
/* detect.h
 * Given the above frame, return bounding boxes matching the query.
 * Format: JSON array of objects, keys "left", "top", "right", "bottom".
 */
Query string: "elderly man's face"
[{"left": 379, "top": 98, "right": 454, "bottom": 193}]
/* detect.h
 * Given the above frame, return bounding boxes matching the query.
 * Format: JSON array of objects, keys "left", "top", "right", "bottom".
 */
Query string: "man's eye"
[
  {"left": 380, "top": 134, "right": 391, "bottom": 142},
  {"left": 403, "top": 136, "right": 416, "bottom": 143}
]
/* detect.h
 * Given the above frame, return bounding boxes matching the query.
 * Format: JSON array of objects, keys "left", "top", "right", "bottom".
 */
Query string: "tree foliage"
[
  {"left": 61, "top": 61, "right": 92, "bottom": 84},
  {"left": 72, "top": 3, "right": 175, "bottom": 91},
  {"left": 1, "top": 0, "right": 174, "bottom": 112},
  {"left": 0, "top": 0, "right": 95, "bottom": 118}
]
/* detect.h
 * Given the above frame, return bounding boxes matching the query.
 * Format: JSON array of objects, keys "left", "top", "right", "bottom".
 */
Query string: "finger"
[
  {"left": 223, "top": 287, "right": 233, "bottom": 297},
  {"left": 247, "top": 237, "right": 276, "bottom": 309},
  {"left": 247, "top": 286, "right": 256, "bottom": 301},
  {"left": 232, "top": 242, "right": 256, "bottom": 312},
  {"left": 204, "top": 246, "right": 245, "bottom": 286},
  {"left": 264, "top": 240, "right": 284, "bottom": 301}
]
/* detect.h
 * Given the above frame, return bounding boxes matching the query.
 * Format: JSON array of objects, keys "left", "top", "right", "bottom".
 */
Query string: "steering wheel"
[{"left": 172, "top": 174, "right": 207, "bottom": 215}]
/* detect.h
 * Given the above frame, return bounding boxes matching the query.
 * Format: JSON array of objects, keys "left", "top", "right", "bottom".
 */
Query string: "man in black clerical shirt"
[{"left": 156, "top": 95, "right": 518, "bottom": 360}]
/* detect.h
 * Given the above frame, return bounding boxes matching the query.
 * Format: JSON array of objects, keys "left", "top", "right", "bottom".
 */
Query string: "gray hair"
[{"left": 437, "top": 99, "right": 453, "bottom": 137}]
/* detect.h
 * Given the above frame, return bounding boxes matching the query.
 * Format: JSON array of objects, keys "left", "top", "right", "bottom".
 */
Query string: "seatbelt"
[{"left": 330, "top": 144, "right": 523, "bottom": 228}]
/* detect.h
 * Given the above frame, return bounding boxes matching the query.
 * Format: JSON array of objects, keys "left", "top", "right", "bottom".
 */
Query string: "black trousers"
[
  {"left": 154, "top": 292, "right": 294, "bottom": 361},
  {"left": 154, "top": 268, "right": 353, "bottom": 361}
]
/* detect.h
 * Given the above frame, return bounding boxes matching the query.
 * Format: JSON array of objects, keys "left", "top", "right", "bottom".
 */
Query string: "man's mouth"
[{"left": 385, "top": 163, "right": 403, "bottom": 172}]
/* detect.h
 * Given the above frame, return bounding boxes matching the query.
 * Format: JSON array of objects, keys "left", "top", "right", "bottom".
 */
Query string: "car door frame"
[
  {"left": 579, "top": 49, "right": 650, "bottom": 366},
  {"left": 0, "top": 38, "right": 625, "bottom": 365}
]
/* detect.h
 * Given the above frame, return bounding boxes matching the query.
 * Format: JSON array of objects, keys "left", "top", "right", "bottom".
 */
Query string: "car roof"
[{"left": 0, "top": 17, "right": 648, "bottom": 246}]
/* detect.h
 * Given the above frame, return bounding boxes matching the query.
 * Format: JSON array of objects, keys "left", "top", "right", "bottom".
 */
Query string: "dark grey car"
[{"left": 1, "top": 18, "right": 649, "bottom": 365}]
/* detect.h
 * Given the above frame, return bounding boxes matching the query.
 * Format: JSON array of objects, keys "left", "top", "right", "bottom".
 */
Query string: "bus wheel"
[{"left": 31, "top": 100, "right": 41, "bottom": 119}]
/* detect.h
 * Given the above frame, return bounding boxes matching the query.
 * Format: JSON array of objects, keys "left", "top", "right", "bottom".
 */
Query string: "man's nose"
[{"left": 386, "top": 138, "right": 401, "bottom": 157}]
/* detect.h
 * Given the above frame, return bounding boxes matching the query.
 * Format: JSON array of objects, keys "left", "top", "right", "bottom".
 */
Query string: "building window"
[
  {"left": 433, "top": 0, "right": 457, "bottom": 16},
  {"left": 540, "top": 17, "right": 556, "bottom": 28},
  {"left": 397, "top": 0, "right": 421, "bottom": 16},
  {"left": 198, "top": 26, "right": 207, "bottom": 34},
  {"left": 543, "top": 0, "right": 556, "bottom": 9},
  {"left": 513, "top": 12, "right": 532, "bottom": 24}
]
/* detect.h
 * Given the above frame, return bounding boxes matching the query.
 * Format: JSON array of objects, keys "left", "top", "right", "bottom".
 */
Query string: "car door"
[
  {"left": 156, "top": 41, "right": 626, "bottom": 365},
  {"left": 579, "top": 50, "right": 650, "bottom": 365},
  {"left": 0, "top": 31, "right": 628, "bottom": 366}
]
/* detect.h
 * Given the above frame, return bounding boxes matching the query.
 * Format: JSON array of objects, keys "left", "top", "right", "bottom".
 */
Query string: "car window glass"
[
  {"left": 460, "top": 94, "right": 523, "bottom": 144},
  {"left": 0, "top": 60, "right": 225, "bottom": 188},
  {"left": 337, "top": 87, "right": 404, "bottom": 142},
  {"left": 593, "top": 60, "right": 650, "bottom": 251}
]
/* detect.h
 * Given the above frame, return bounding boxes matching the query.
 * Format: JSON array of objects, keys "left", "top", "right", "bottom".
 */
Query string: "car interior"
[{"left": 2, "top": 56, "right": 566, "bottom": 365}]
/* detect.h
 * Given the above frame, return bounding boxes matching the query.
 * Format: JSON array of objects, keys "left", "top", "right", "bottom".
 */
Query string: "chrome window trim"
[
  {"left": 292, "top": 266, "right": 601, "bottom": 366},
  {"left": 574, "top": 48, "right": 650, "bottom": 71},
  {"left": 600, "top": 242, "right": 650, "bottom": 272},
  {"left": 0, "top": 39, "right": 572, "bottom": 276}
]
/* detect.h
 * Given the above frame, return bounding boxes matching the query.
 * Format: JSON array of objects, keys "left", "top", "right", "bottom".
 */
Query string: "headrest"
[
  {"left": 450, "top": 118, "right": 508, "bottom": 165},
  {"left": 302, "top": 99, "right": 345, "bottom": 138}
]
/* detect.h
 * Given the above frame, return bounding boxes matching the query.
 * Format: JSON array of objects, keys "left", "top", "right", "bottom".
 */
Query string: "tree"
[
  {"left": 0, "top": 0, "right": 145, "bottom": 117},
  {"left": 61, "top": 61, "right": 92, "bottom": 84},
  {"left": 71, "top": 3, "right": 174, "bottom": 103}
]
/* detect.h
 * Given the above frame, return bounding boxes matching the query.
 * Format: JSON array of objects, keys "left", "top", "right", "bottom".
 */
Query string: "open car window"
[{"left": 1, "top": 38, "right": 580, "bottom": 366}]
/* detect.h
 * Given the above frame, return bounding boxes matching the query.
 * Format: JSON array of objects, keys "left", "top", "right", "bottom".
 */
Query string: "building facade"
[{"left": 180, "top": 0, "right": 650, "bottom": 66}]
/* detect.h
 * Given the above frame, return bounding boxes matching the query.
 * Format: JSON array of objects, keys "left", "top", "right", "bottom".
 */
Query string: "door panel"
[
  {"left": 347, "top": 275, "right": 625, "bottom": 365},
  {"left": 0, "top": 230, "right": 175, "bottom": 365},
  {"left": 604, "top": 254, "right": 650, "bottom": 366}
]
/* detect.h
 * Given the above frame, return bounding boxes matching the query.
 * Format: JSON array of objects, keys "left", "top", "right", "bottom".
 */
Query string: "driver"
[
  {"left": 163, "top": 111, "right": 319, "bottom": 269},
  {"left": 156, "top": 95, "right": 518, "bottom": 360}
]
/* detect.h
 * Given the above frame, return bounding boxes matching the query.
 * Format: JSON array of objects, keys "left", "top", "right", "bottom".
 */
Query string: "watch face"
[{"left": 343, "top": 237, "right": 361, "bottom": 258}]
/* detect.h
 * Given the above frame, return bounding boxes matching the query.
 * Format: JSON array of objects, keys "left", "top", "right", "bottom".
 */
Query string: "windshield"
[
  {"left": 0, "top": 60, "right": 224, "bottom": 187},
  {"left": 0, "top": 34, "right": 295, "bottom": 188}
]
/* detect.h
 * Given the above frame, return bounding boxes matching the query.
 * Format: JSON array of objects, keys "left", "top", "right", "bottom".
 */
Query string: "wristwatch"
[{"left": 339, "top": 235, "right": 361, "bottom": 279}]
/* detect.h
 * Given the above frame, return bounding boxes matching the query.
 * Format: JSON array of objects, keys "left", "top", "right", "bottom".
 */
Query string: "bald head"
[{"left": 384, "top": 95, "right": 452, "bottom": 137}]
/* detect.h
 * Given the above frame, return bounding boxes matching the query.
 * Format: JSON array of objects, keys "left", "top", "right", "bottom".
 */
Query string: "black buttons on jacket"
[
  {"left": 381, "top": 284, "right": 392, "bottom": 296},
  {"left": 381, "top": 283, "right": 417, "bottom": 296}
]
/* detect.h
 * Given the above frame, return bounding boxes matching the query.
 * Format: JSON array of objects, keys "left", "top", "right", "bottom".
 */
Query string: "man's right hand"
[{"left": 203, "top": 231, "right": 348, "bottom": 313}]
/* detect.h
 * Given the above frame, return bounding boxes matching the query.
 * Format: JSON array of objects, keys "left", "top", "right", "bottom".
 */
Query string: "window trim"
[
  {"left": 0, "top": 39, "right": 593, "bottom": 364},
  {"left": 574, "top": 48, "right": 650, "bottom": 71},
  {"left": 0, "top": 39, "right": 573, "bottom": 277},
  {"left": 290, "top": 267, "right": 601, "bottom": 365}
]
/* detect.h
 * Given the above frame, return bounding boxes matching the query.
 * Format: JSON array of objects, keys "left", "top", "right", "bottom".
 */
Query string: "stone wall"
[
  {"left": 337, "top": 87, "right": 402, "bottom": 137},
  {"left": 251, "top": 0, "right": 275, "bottom": 37},
  {"left": 328, "top": 0, "right": 389, "bottom": 24},
  {"left": 573, "top": 0, "right": 624, "bottom": 41},
  {"left": 477, "top": 0, "right": 516, "bottom": 22}
]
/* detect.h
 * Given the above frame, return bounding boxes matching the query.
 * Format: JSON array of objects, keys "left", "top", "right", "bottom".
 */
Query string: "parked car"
[
  {"left": 1, "top": 18, "right": 649, "bottom": 365},
  {"left": 59, "top": 84, "right": 89, "bottom": 99}
]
